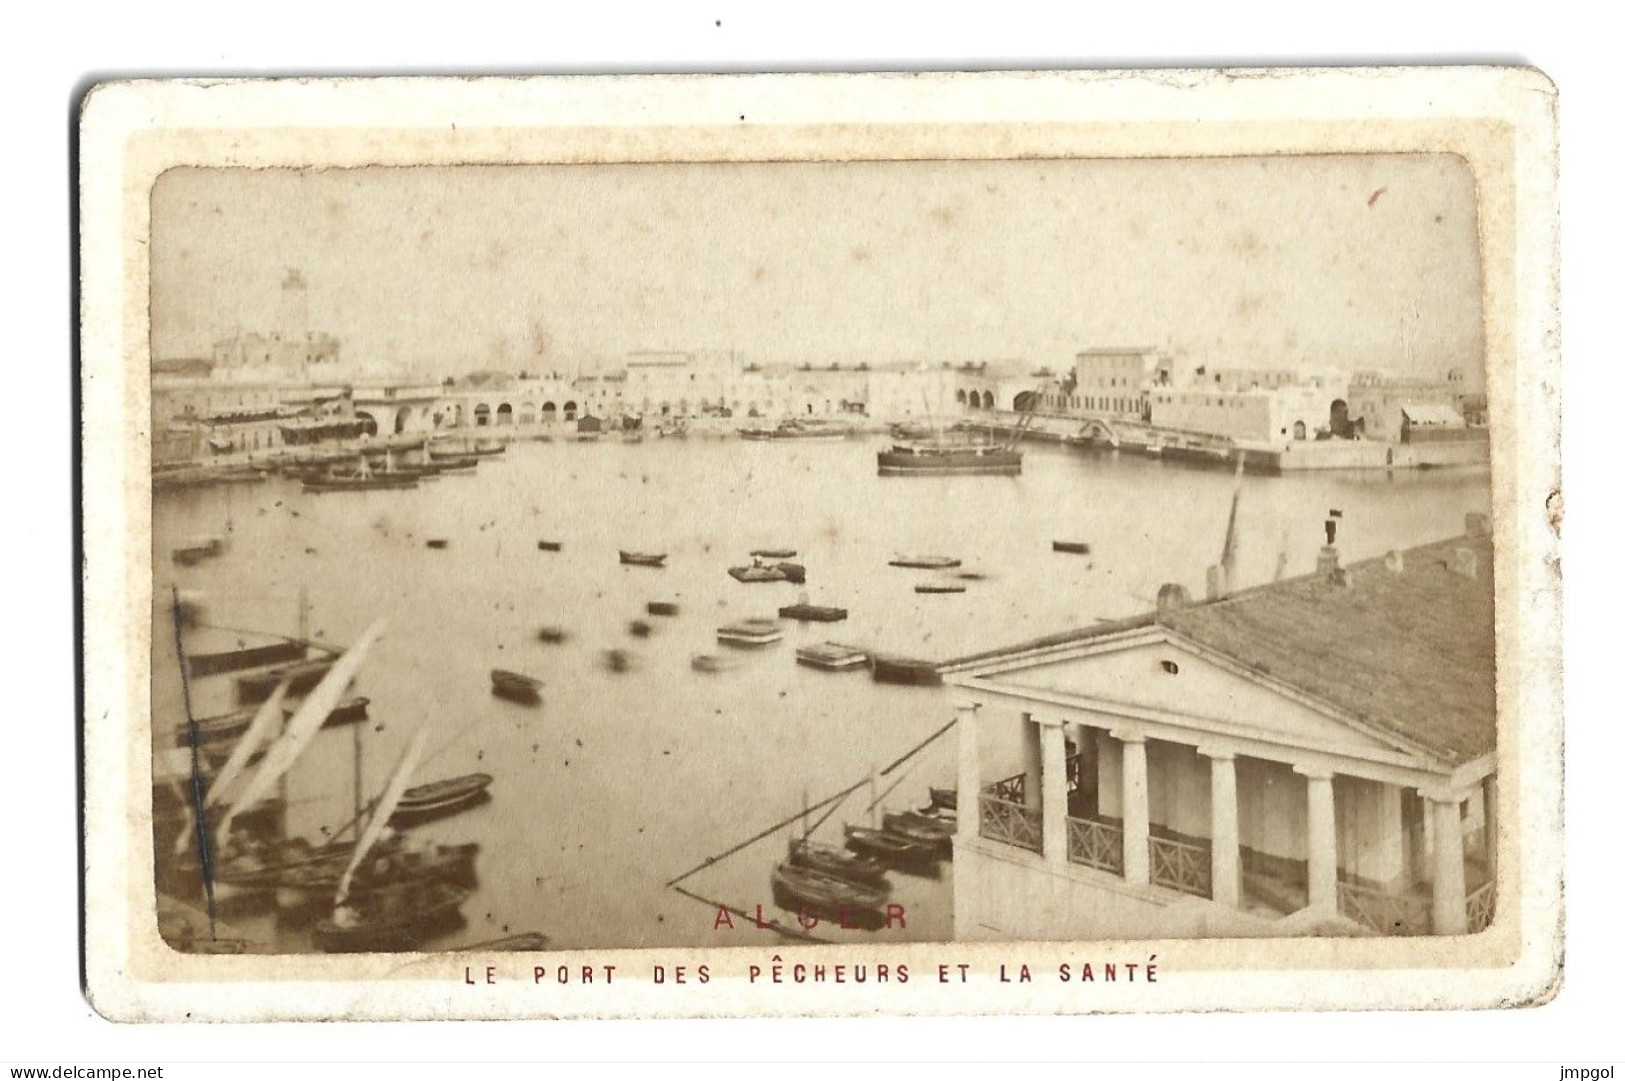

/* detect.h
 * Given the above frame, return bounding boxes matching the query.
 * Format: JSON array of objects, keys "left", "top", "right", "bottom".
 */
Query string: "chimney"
[
  {"left": 1451, "top": 547, "right": 1479, "bottom": 579},
  {"left": 1156, "top": 583, "right": 1192, "bottom": 614},
  {"left": 1384, "top": 549, "right": 1405, "bottom": 574},
  {"left": 1465, "top": 512, "right": 1490, "bottom": 538}
]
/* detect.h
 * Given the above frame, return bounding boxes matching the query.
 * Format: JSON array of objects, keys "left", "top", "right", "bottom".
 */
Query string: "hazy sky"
[{"left": 150, "top": 156, "right": 1484, "bottom": 383}]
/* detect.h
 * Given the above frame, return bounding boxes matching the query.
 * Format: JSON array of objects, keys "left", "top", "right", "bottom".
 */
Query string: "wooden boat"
[
  {"left": 882, "top": 810, "right": 956, "bottom": 855},
  {"left": 187, "top": 639, "right": 307, "bottom": 677},
  {"left": 426, "top": 538, "right": 450, "bottom": 550},
  {"left": 914, "top": 582, "right": 967, "bottom": 594},
  {"left": 214, "top": 838, "right": 360, "bottom": 890},
  {"left": 773, "top": 562, "right": 806, "bottom": 584},
  {"left": 888, "top": 556, "right": 962, "bottom": 570},
  {"left": 717, "top": 618, "right": 783, "bottom": 648},
  {"left": 312, "top": 881, "right": 470, "bottom": 953},
  {"left": 302, "top": 463, "right": 419, "bottom": 492},
  {"left": 788, "top": 838, "right": 890, "bottom": 889},
  {"left": 771, "top": 863, "right": 889, "bottom": 924},
  {"left": 843, "top": 825, "right": 941, "bottom": 871},
  {"left": 779, "top": 603, "right": 848, "bottom": 623},
  {"left": 459, "top": 932, "right": 552, "bottom": 951},
  {"left": 928, "top": 786, "right": 958, "bottom": 813},
  {"left": 1052, "top": 540, "right": 1092, "bottom": 555},
  {"left": 472, "top": 440, "right": 506, "bottom": 456},
  {"left": 236, "top": 656, "right": 339, "bottom": 702},
  {"left": 275, "top": 841, "right": 480, "bottom": 910},
  {"left": 647, "top": 601, "right": 680, "bottom": 617},
  {"left": 390, "top": 773, "right": 494, "bottom": 826},
  {"left": 869, "top": 654, "right": 942, "bottom": 686},
  {"left": 491, "top": 668, "right": 543, "bottom": 705},
  {"left": 619, "top": 550, "right": 667, "bottom": 567},
  {"left": 795, "top": 642, "right": 868, "bottom": 671},
  {"left": 751, "top": 548, "right": 797, "bottom": 560},
  {"left": 691, "top": 653, "right": 741, "bottom": 674},
  {"left": 877, "top": 443, "right": 1022, "bottom": 477},
  {"left": 173, "top": 695, "right": 369, "bottom": 747},
  {"left": 536, "top": 625, "right": 569, "bottom": 644},
  {"left": 602, "top": 649, "right": 637, "bottom": 673},
  {"left": 628, "top": 619, "right": 653, "bottom": 638},
  {"left": 729, "top": 563, "right": 787, "bottom": 583},
  {"left": 172, "top": 535, "right": 226, "bottom": 566},
  {"left": 431, "top": 454, "right": 480, "bottom": 471},
  {"left": 536, "top": 540, "right": 563, "bottom": 551}
]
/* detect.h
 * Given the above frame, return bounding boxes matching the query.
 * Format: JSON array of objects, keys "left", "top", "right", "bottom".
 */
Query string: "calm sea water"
[{"left": 152, "top": 435, "right": 1491, "bottom": 949}]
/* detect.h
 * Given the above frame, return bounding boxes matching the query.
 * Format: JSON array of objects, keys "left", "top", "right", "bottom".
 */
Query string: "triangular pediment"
[{"left": 969, "top": 632, "right": 1413, "bottom": 759}]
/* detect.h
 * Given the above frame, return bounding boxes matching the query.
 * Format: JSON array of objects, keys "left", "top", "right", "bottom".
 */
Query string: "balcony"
[
  {"left": 1149, "top": 834, "right": 1213, "bottom": 899},
  {"left": 979, "top": 773, "right": 1041, "bottom": 853},
  {"left": 1065, "top": 815, "right": 1124, "bottom": 875}
]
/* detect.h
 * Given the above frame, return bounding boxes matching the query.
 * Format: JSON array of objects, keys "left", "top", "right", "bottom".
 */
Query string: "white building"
[{"left": 944, "top": 523, "right": 1496, "bottom": 940}]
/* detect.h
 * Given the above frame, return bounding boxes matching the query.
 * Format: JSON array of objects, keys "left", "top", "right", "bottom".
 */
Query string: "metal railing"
[
  {"left": 979, "top": 793, "right": 1042, "bottom": 854},
  {"left": 1337, "top": 881, "right": 1432, "bottom": 936},
  {"left": 1066, "top": 816, "right": 1124, "bottom": 875},
  {"left": 1466, "top": 881, "right": 1496, "bottom": 933},
  {"left": 1149, "top": 835, "right": 1212, "bottom": 899}
]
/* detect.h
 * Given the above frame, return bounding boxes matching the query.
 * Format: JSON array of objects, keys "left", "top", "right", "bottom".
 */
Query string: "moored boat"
[
  {"left": 275, "top": 840, "right": 480, "bottom": 911},
  {"left": 888, "top": 556, "right": 962, "bottom": 570},
  {"left": 773, "top": 562, "right": 806, "bottom": 584},
  {"left": 619, "top": 550, "right": 667, "bottom": 567},
  {"left": 536, "top": 539, "right": 563, "bottom": 551},
  {"left": 869, "top": 654, "right": 942, "bottom": 686},
  {"left": 459, "top": 932, "right": 552, "bottom": 951},
  {"left": 914, "top": 582, "right": 966, "bottom": 594},
  {"left": 490, "top": 668, "right": 543, "bottom": 705},
  {"left": 717, "top": 618, "right": 784, "bottom": 648},
  {"left": 788, "top": 838, "right": 890, "bottom": 889},
  {"left": 728, "top": 562, "right": 787, "bottom": 583},
  {"left": 750, "top": 548, "right": 797, "bottom": 559},
  {"left": 647, "top": 601, "right": 680, "bottom": 617},
  {"left": 536, "top": 626, "right": 569, "bottom": 644},
  {"left": 390, "top": 773, "right": 494, "bottom": 826},
  {"left": 842, "top": 825, "right": 941, "bottom": 872},
  {"left": 778, "top": 603, "right": 848, "bottom": 623},
  {"left": 187, "top": 639, "right": 307, "bottom": 677},
  {"left": 691, "top": 653, "right": 742, "bottom": 674},
  {"left": 877, "top": 443, "right": 1022, "bottom": 477},
  {"left": 770, "top": 863, "right": 889, "bottom": 924},
  {"left": 795, "top": 642, "right": 868, "bottom": 671},
  {"left": 882, "top": 810, "right": 955, "bottom": 856},
  {"left": 172, "top": 535, "right": 227, "bottom": 566},
  {"left": 214, "top": 837, "right": 360, "bottom": 891},
  {"left": 173, "top": 695, "right": 371, "bottom": 746},
  {"left": 236, "top": 656, "right": 340, "bottom": 703},
  {"left": 312, "top": 880, "right": 470, "bottom": 953},
  {"left": 1052, "top": 540, "right": 1092, "bottom": 555}
]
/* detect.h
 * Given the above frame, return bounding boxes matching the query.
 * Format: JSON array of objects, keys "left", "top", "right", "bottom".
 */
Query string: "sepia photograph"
[{"left": 75, "top": 68, "right": 1561, "bottom": 1020}]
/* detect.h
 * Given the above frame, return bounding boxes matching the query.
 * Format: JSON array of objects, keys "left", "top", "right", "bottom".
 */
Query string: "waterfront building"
[
  {"left": 1347, "top": 368, "right": 1482, "bottom": 443},
  {"left": 1148, "top": 373, "right": 1351, "bottom": 446},
  {"left": 1062, "top": 347, "right": 1161, "bottom": 419},
  {"left": 943, "top": 519, "right": 1496, "bottom": 940}
]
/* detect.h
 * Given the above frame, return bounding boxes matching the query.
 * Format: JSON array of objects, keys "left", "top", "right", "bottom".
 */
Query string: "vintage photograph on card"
[{"left": 77, "top": 69, "right": 1561, "bottom": 1019}]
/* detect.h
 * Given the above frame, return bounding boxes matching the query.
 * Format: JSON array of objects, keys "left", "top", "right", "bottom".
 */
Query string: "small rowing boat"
[
  {"left": 717, "top": 618, "right": 783, "bottom": 648},
  {"left": 888, "top": 556, "right": 961, "bottom": 570},
  {"left": 795, "top": 642, "right": 868, "bottom": 671},
  {"left": 236, "top": 656, "right": 339, "bottom": 703},
  {"left": 914, "top": 582, "right": 967, "bottom": 594},
  {"left": 389, "top": 773, "right": 494, "bottom": 826},
  {"left": 647, "top": 601, "right": 680, "bottom": 617},
  {"left": 788, "top": 838, "right": 890, "bottom": 889},
  {"left": 620, "top": 550, "right": 667, "bottom": 567},
  {"left": 312, "top": 881, "right": 470, "bottom": 953},
  {"left": 770, "top": 863, "right": 889, "bottom": 925},
  {"left": 750, "top": 548, "right": 797, "bottom": 559},
  {"left": 779, "top": 603, "right": 847, "bottom": 622},
  {"left": 491, "top": 669, "right": 543, "bottom": 705},
  {"left": 1052, "top": 540, "right": 1092, "bottom": 555}
]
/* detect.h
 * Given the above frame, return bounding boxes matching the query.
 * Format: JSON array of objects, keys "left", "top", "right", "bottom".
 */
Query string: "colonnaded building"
[{"left": 942, "top": 518, "right": 1496, "bottom": 939}]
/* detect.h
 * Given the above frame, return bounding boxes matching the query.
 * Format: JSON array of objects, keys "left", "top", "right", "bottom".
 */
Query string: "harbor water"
[{"left": 151, "top": 435, "right": 1492, "bottom": 950}]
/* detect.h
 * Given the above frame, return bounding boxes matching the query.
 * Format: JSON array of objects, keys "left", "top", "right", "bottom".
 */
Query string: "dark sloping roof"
[{"left": 949, "top": 534, "right": 1496, "bottom": 766}]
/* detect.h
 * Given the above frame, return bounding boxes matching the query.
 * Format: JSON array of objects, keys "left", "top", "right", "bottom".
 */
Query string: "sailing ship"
[{"left": 301, "top": 454, "right": 419, "bottom": 492}]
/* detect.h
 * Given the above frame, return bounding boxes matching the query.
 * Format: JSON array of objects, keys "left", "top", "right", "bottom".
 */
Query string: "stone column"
[
  {"left": 1430, "top": 793, "right": 1469, "bottom": 934},
  {"left": 1118, "top": 731, "right": 1151, "bottom": 885},
  {"left": 1021, "top": 714, "right": 1043, "bottom": 811},
  {"left": 1040, "top": 718, "right": 1069, "bottom": 867},
  {"left": 1297, "top": 766, "right": 1339, "bottom": 915},
  {"left": 1204, "top": 749, "right": 1241, "bottom": 909},
  {"left": 955, "top": 701, "right": 980, "bottom": 843}
]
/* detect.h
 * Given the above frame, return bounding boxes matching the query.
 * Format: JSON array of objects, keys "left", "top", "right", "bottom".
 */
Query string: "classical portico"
[{"left": 946, "top": 530, "right": 1498, "bottom": 941}]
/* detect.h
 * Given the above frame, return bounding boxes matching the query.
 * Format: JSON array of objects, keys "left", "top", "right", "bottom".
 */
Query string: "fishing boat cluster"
[{"left": 161, "top": 613, "right": 544, "bottom": 954}]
